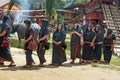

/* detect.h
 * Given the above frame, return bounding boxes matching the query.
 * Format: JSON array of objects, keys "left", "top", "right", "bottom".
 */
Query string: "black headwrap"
[
  {"left": 41, "top": 19, "right": 49, "bottom": 29},
  {"left": 24, "top": 19, "right": 31, "bottom": 26},
  {"left": 2, "top": 15, "right": 9, "bottom": 23},
  {"left": 2, "top": 15, "right": 11, "bottom": 29}
]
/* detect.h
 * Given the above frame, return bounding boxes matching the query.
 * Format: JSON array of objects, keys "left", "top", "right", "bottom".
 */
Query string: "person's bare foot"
[
  {"left": 22, "top": 65, "right": 31, "bottom": 68},
  {"left": 8, "top": 64, "right": 16, "bottom": 67},
  {"left": 70, "top": 60, "right": 74, "bottom": 64},
  {"left": 38, "top": 64, "right": 44, "bottom": 67}
]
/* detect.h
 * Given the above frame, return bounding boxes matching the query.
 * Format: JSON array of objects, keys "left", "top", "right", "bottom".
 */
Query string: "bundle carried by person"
[
  {"left": 27, "top": 39, "right": 37, "bottom": 50},
  {"left": 1, "top": 37, "right": 10, "bottom": 47}
]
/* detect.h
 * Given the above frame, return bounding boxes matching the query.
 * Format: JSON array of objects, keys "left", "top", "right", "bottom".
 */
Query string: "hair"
[
  {"left": 24, "top": 19, "right": 31, "bottom": 27},
  {"left": 72, "top": 23, "right": 80, "bottom": 31},
  {"left": 55, "top": 23, "right": 64, "bottom": 33},
  {"left": 86, "top": 24, "right": 92, "bottom": 31}
]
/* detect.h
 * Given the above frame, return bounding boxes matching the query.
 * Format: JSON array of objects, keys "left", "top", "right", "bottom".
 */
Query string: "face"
[
  {"left": 74, "top": 23, "right": 77, "bottom": 29},
  {"left": 38, "top": 20, "right": 43, "bottom": 27},
  {"left": 87, "top": 26, "right": 91, "bottom": 31},
  {"left": 24, "top": 23, "right": 28, "bottom": 28},
  {"left": 58, "top": 24, "right": 62, "bottom": 30},
  {"left": 95, "top": 27, "right": 99, "bottom": 31}
]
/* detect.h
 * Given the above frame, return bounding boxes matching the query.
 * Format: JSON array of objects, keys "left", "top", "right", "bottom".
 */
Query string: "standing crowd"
[{"left": 0, "top": 15, "right": 116, "bottom": 68}]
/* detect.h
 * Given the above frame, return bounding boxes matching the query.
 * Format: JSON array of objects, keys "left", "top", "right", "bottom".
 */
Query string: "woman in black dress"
[
  {"left": 51, "top": 23, "right": 67, "bottom": 66},
  {"left": 0, "top": 15, "right": 15, "bottom": 67},
  {"left": 82, "top": 25, "right": 96, "bottom": 63},
  {"left": 23, "top": 19, "right": 35, "bottom": 68},
  {"left": 70, "top": 23, "right": 84, "bottom": 64}
]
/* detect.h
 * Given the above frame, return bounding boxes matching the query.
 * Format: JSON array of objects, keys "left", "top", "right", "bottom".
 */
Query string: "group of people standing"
[
  {"left": 70, "top": 21, "right": 116, "bottom": 65},
  {"left": 0, "top": 15, "right": 116, "bottom": 68}
]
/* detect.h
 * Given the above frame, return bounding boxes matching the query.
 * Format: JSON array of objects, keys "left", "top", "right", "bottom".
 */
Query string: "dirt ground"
[{"left": 0, "top": 48, "right": 120, "bottom": 80}]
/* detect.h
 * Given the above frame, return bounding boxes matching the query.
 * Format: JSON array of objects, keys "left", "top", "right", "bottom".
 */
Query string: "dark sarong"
[
  {"left": 82, "top": 43, "right": 93, "bottom": 60},
  {"left": 0, "top": 47, "right": 13, "bottom": 61},
  {"left": 93, "top": 44, "right": 102, "bottom": 60},
  {"left": 52, "top": 43, "right": 67, "bottom": 64},
  {"left": 103, "top": 46, "right": 112, "bottom": 63}
]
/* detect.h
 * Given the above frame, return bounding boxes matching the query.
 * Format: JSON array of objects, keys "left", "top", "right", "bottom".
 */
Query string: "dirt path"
[{"left": 0, "top": 48, "right": 120, "bottom": 80}]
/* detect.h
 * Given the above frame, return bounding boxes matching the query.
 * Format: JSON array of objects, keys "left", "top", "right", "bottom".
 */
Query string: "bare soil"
[{"left": 0, "top": 48, "right": 120, "bottom": 80}]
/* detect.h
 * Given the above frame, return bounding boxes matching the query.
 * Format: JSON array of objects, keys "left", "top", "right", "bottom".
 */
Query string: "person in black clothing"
[
  {"left": 93, "top": 24, "right": 105, "bottom": 62},
  {"left": 37, "top": 19, "right": 49, "bottom": 67},
  {"left": 0, "top": 15, "right": 15, "bottom": 67},
  {"left": 103, "top": 28, "right": 116, "bottom": 64},
  {"left": 82, "top": 25, "right": 96, "bottom": 63},
  {"left": 23, "top": 19, "right": 35, "bottom": 68},
  {"left": 50, "top": 23, "right": 67, "bottom": 66},
  {"left": 70, "top": 23, "right": 84, "bottom": 64}
]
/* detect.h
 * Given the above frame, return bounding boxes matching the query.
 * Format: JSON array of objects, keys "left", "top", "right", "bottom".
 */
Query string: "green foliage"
[{"left": 56, "top": 14, "right": 64, "bottom": 24}]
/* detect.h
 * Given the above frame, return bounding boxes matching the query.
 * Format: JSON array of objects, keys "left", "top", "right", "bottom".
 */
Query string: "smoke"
[
  {"left": 18, "top": 0, "right": 31, "bottom": 10},
  {"left": 13, "top": 0, "right": 38, "bottom": 24}
]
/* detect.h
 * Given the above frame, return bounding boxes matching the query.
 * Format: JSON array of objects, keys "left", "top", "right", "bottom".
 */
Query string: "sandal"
[
  {"left": 8, "top": 64, "right": 16, "bottom": 67},
  {"left": 38, "top": 64, "right": 45, "bottom": 67},
  {"left": 70, "top": 61, "right": 74, "bottom": 64},
  {"left": 22, "top": 65, "right": 31, "bottom": 68}
]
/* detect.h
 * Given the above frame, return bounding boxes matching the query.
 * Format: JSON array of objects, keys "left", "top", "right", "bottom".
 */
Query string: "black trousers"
[
  {"left": 25, "top": 49, "right": 34, "bottom": 64},
  {"left": 37, "top": 45, "right": 46, "bottom": 64}
]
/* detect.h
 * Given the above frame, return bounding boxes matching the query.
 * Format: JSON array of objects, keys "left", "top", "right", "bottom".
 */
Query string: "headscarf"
[
  {"left": 2, "top": 15, "right": 9, "bottom": 23},
  {"left": 24, "top": 19, "right": 31, "bottom": 26},
  {"left": 72, "top": 23, "right": 80, "bottom": 31},
  {"left": 41, "top": 19, "right": 49, "bottom": 29},
  {"left": 2, "top": 15, "right": 12, "bottom": 29}
]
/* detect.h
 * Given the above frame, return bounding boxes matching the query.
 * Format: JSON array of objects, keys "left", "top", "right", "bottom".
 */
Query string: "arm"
[
  {"left": 0, "top": 30, "right": 7, "bottom": 37},
  {"left": 111, "top": 35, "right": 117, "bottom": 51},
  {"left": 24, "top": 35, "right": 33, "bottom": 43},
  {"left": 104, "top": 28, "right": 108, "bottom": 38},
  {"left": 38, "top": 35, "right": 48, "bottom": 42},
  {"left": 58, "top": 31, "right": 66, "bottom": 44},
  {"left": 91, "top": 33, "right": 97, "bottom": 47},
  {"left": 70, "top": 32, "right": 74, "bottom": 38},
  {"left": 74, "top": 31, "right": 84, "bottom": 45}
]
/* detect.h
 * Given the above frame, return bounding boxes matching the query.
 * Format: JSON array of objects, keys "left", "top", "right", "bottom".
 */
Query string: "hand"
[
  {"left": 54, "top": 41, "right": 57, "bottom": 45},
  {"left": 105, "top": 28, "right": 107, "bottom": 32},
  {"left": 24, "top": 40, "right": 27, "bottom": 44},
  {"left": 90, "top": 42, "right": 94, "bottom": 47},
  {"left": 37, "top": 39, "right": 41, "bottom": 44},
  {"left": 71, "top": 32, "right": 75, "bottom": 35},
  {"left": 57, "top": 41, "right": 61, "bottom": 45}
]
